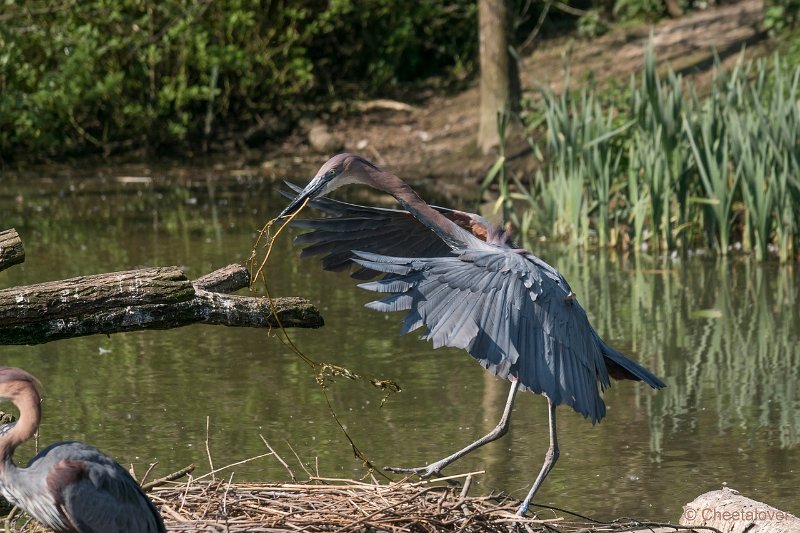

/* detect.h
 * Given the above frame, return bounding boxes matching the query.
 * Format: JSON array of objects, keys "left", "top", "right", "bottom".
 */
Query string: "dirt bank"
[{"left": 277, "top": 0, "right": 765, "bottom": 191}]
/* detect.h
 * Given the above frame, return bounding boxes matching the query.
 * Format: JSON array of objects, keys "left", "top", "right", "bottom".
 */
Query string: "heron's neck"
[
  {"left": 0, "top": 393, "right": 39, "bottom": 467},
  {"left": 362, "top": 166, "right": 470, "bottom": 250}
]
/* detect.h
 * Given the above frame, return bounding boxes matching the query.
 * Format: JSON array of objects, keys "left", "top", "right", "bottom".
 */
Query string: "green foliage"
[
  {"left": 765, "top": 0, "right": 800, "bottom": 34},
  {"left": 612, "top": 0, "right": 667, "bottom": 22},
  {"left": 577, "top": 9, "right": 609, "bottom": 38},
  {"left": 0, "top": 0, "right": 477, "bottom": 159},
  {"left": 505, "top": 44, "right": 800, "bottom": 262}
]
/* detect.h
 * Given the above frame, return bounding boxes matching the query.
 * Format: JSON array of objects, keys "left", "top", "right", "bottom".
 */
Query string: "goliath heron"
[
  {"left": 0, "top": 366, "right": 165, "bottom": 532},
  {"left": 279, "top": 153, "right": 665, "bottom": 515}
]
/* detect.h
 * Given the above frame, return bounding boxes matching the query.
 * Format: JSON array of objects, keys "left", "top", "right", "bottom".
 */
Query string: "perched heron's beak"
[{"left": 278, "top": 175, "right": 326, "bottom": 218}]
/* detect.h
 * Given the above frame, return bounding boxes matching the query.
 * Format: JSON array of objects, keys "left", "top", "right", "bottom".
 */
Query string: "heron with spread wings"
[{"left": 279, "top": 153, "right": 665, "bottom": 515}]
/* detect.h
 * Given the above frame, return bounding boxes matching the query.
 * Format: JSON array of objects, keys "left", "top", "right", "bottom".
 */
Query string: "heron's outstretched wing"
[
  {"left": 354, "top": 248, "right": 613, "bottom": 423},
  {"left": 280, "top": 183, "right": 506, "bottom": 280},
  {"left": 35, "top": 442, "right": 165, "bottom": 533}
]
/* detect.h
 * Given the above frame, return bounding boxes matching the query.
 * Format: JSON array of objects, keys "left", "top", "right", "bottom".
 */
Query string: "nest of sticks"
[
  {"left": 152, "top": 471, "right": 551, "bottom": 533},
  {"left": 154, "top": 471, "right": 690, "bottom": 532},
  {"left": 4, "top": 469, "right": 684, "bottom": 533}
]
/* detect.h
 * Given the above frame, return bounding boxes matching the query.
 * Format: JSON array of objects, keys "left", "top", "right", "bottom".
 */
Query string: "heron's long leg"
[
  {"left": 517, "top": 396, "right": 559, "bottom": 515},
  {"left": 385, "top": 379, "right": 520, "bottom": 477}
]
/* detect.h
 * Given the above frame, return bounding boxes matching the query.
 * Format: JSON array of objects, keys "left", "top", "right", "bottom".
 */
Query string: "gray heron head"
[{"left": 278, "top": 153, "right": 378, "bottom": 219}]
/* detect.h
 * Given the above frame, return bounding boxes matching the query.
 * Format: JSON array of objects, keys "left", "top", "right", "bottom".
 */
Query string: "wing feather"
[
  {"left": 281, "top": 184, "right": 504, "bottom": 279},
  {"left": 355, "top": 248, "right": 615, "bottom": 422},
  {"left": 285, "top": 186, "right": 665, "bottom": 421}
]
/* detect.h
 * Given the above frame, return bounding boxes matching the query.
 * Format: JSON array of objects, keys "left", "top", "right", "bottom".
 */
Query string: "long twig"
[
  {"left": 192, "top": 453, "right": 274, "bottom": 482},
  {"left": 138, "top": 460, "right": 159, "bottom": 486},
  {"left": 247, "top": 200, "right": 400, "bottom": 480},
  {"left": 205, "top": 416, "right": 215, "bottom": 481},
  {"left": 142, "top": 463, "right": 196, "bottom": 491},
  {"left": 260, "top": 434, "right": 296, "bottom": 482}
]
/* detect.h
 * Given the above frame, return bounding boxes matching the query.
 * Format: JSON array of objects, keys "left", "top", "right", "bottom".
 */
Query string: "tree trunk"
[
  {"left": 664, "top": 0, "right": 683, "bottom": 17},
  {"left": 478, "top": 0, "right": 521, "bottom": 154}
]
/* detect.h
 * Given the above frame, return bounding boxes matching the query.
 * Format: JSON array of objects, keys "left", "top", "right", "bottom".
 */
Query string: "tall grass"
[{"left": 507, "top": 43, "right": 800, "bottom": 262}]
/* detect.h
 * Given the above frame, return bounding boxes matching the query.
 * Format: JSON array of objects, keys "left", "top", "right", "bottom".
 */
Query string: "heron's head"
[
  {"left": 278, "top": 153, "right": 376, "bottom": 218},
  {"left": 0, "top": 367, "right": 41, "bottom": 410}
]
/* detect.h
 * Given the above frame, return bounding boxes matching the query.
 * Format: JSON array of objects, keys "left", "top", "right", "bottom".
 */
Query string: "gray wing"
[
  {"left": 281, "top": 183, "right": 503, "bottom": 280},
  {"left": 33, "top": 442, "right": 165, "bottom": 533},
  {"left": 354, "top": 248, "right": 612, "bottom": 423}
]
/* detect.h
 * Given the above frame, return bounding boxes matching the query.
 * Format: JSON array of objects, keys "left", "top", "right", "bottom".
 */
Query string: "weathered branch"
[
  {"left": 193, "top": 291, "right": 322, "bottom": 328},
  {"left": 0, "top": 267, "right": 195, "bottom": 326},
  {"left": 194, "top": 263, "right": 250, "bottom": 292},
  {"left": 0, "top": 263, "right": 323, "bottom": 345},
  {"left": 0, "top": 229, "right": 25, "bottom": 273}
]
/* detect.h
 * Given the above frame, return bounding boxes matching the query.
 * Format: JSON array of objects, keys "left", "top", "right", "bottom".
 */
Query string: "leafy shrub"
[
  {"left": 765, "top": 0, "right": 800, "bottom": 34},
  {"left": 0, "top": 1, "right": 477, "bottom": 159}
]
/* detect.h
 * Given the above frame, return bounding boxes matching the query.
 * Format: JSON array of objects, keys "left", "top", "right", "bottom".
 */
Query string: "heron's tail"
[{"left": 596, "top": 334, "right": 666, "bottom": 389}]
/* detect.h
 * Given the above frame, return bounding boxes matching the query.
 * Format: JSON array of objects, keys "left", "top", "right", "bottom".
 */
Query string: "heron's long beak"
[{"left": 278, "top": 176, "right": 326, "bottom": 218}]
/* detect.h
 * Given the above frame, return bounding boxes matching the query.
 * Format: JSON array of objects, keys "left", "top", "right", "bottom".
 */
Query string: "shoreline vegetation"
[
  {"left": 486, "top": 43, "right": 800, "bottom": 263},
  {"left": 2, "top": 0, "right": 799, "bottom": 265}
]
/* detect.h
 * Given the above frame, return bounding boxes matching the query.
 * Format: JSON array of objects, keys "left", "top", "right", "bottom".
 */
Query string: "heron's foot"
[
  {"left": 517, "top": 501, "right": 530, "bottom": 516},
  {"left": 383, "top": 464, "right": 443, "bottom": 478}
]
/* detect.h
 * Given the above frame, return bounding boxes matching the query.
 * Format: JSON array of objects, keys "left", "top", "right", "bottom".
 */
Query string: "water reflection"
[{"left": 0, "top": 167, "right": 798, "bottom": 521}]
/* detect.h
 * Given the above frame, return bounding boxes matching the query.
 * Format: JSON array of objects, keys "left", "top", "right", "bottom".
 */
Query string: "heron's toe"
[{"left": 383, "top": 465, "right": 441, "bottom": 478}]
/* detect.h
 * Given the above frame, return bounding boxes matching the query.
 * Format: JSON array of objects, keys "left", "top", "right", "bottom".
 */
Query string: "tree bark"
[
  {"left": 477, "top": 0, "right": 521, "bottom": 154},
  {"left": 0, "top": 264, "right": 323, "bottom": 345},
  {"left": 0, "top": 229, "right": 24, "bottom": 273},
  {"left": 0, "top": 267, "right": 195, "bottom": 326},
  {"left": 681, "top": 488, "right": 799, "bottom": 533}
]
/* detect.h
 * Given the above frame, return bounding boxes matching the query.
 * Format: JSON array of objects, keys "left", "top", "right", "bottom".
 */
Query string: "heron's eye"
[{"left": 327, "top": 168, "right": 337, "bottom": 177}]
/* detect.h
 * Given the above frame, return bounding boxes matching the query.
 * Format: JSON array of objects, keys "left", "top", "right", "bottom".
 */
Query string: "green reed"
[
  {"left": 528, "top": 69, "right": 631, "bottom": 247},
  {"left": 630, "top": 43, "right": 693, "bottom": 252},
  {"left": 511, "top": 41, "right": 800, "bottom": 262}
]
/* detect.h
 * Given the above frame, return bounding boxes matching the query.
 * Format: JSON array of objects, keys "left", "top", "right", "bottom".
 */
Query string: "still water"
[{"left": 1, "top": 161, "right": 798, "bottom": 522}]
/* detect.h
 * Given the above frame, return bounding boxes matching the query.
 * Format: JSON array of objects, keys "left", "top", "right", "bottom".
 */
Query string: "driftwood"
[
  {"left": 0, "top": 228, "right": 323, "bottom": 345},
  {"left": 681, "top": 487, "right": 799, "bottom": 533}
]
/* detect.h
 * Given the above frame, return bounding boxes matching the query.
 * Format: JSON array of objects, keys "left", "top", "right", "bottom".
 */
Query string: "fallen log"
[
  {"left": 0, "top": 231, "right": 323, "bottom": 345},
  {"left": 681, "top": 487, "right": 799, "bottom": 533},
  {"left": 0, "top": 229, "right": 24, "bottom": 273},
  {"left": 0, "top": 266, "right": 196, "bottom": 326}
]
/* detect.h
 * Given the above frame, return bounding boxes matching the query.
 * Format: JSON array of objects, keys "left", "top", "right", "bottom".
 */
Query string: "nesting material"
[
  {"left": 5, "top": 472, "right": 680, "bottom": 532},
  {"left": 150, "top": 474, "right": 555, "bottom": 532}
]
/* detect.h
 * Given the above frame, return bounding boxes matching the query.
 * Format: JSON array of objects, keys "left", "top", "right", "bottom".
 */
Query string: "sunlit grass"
[{"left": 505, "top": 42, "right": 800, "bottom": 262}]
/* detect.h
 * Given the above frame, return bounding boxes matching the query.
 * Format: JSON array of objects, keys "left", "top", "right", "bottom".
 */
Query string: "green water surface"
[{"left": 1, "top": 161, "right": 797, "bottom": 522}]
